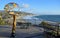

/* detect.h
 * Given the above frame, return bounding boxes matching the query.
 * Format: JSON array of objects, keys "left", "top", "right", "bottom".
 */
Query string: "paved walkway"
[{"left": 0, "top": 25, "right": 45, "bottom": 38}]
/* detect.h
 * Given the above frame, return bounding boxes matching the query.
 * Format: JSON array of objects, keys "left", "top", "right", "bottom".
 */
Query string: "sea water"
[{"left": 35, "top": 15, "right": 60, "bottom": 22}]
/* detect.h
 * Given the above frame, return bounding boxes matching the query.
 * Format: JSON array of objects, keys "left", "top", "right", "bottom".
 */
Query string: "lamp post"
[{"left": 4, "top": 2, "right": 19, "bottom": 37}]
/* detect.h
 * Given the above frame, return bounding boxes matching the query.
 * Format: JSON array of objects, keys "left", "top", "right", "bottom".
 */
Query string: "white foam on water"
[{"left": 22, "top": 16, "right": 43, "bottom": 25}]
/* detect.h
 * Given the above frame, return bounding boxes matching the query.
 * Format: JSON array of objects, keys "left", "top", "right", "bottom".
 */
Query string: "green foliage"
[
  {"left": 41, "top": 21, "right": 54, "bottom": 29},
  {"left": 0, "top": 16, "right": 6, "bottom": 25},
  {"left": 41, "top": 21, "right": 48, "bottom": 26}
]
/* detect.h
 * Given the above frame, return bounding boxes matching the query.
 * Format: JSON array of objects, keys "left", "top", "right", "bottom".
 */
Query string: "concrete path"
[{"left": 0, "top": 25, "right": 45, "bottom": 38}]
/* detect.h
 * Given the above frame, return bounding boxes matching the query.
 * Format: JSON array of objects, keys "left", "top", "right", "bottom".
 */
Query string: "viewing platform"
[{"left": 0, "top": 25, "right": 45, "bottom": 38}]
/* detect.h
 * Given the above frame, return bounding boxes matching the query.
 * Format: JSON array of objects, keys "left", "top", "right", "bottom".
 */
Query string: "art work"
[
  {"left": 0, "top": 0, "right": 60, "bottom": 38},
  {"left": 4, "top": 2, "right": 19, "bottom": 12}
]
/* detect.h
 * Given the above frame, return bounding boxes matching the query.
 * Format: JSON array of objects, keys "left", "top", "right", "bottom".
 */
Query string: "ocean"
[{"left": 35, "top": 15, "right": 60, "bottom": 22}]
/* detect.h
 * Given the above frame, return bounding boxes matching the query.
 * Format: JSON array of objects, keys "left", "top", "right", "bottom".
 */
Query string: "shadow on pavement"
[{"left": 0, "top": 31, "right": 10, "bottom": 37}]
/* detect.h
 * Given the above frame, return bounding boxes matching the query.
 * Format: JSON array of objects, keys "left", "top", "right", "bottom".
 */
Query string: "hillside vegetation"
[{"left": 0, "top": 13, "right": 6, "bottom": 25}]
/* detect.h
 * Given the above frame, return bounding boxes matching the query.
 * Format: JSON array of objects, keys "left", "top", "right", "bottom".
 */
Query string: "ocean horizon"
[{"left": 35, "top": 15, "right": 60, "bottom": 22}]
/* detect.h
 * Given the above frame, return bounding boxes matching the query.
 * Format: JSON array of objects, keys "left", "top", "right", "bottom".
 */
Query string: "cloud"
[{"left": 22, "top": 4, "right": 29, "bottom": 8}]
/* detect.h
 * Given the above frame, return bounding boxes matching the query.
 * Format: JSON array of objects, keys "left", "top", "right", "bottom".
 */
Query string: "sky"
[{"left": 0, "top": 0, "right": 60, "bottom": 15}]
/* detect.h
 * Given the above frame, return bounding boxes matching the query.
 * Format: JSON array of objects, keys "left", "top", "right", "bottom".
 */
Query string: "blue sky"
[{"left": 0, "top": 0, "right": 60, "bottom": 15}]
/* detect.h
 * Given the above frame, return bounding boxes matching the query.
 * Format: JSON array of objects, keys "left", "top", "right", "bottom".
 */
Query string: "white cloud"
[{"left": 22, "top": 4, "right": 29, "bottom": 8}]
